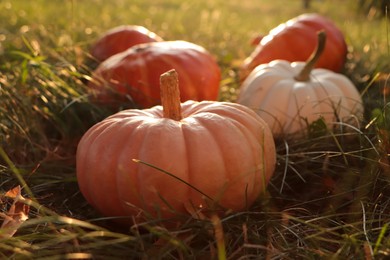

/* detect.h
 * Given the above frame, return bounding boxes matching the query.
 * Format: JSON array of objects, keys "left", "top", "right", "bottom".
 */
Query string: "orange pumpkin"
[
  {"left": 77, "top": 70, "right": 276, "bottom": 225},
  {"left": 88, "top": 41, "right": 221, "bottom": 109},
  {"left": 90, "top": 25, "right": 163, "bottom": 62},
  {"left": 240, "top": 13, "right": 347, "bottom": 81}
]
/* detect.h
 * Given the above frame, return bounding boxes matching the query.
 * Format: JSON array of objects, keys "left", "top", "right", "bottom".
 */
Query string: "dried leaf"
[
  {"left": 0, "top": 186, "right": 30, "bottom": 239},
  {"left": 4, "top": 185, "right": 22, "bottom": 199}
]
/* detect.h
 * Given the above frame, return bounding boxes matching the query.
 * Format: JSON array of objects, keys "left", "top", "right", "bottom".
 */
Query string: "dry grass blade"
[
  {"left": 211, "top": 214, "right": 227, "bottom": 260},
  {"left": 133, "top": 159, "right": 214, "bottom": 202}
]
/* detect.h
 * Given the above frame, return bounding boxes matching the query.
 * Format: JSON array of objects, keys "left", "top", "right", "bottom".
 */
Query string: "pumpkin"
[
  {"left": 240, "top": 13, "right": 347, "bottom": 81},
  {"left": 77, "top": 70, "right": 276, "bottom": 225},
  {"left": 88, "top": 40, "right": 221, "bottom": 109},
  {"left": 250, "top": 34, "right": 263, "bottom": 46},
  {"left": 90, "top": 25, "right": 163, "bottom": 62},
  {"left": 237, "top": 31, "right": 363, "bottom": 138}
]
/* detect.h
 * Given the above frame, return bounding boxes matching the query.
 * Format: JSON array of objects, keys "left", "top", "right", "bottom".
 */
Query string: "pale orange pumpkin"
[
  {"left": 76, "top": 70, "right": 276, "bottom": 225},
  {"left": 237, "top": 31, "right": 363, "bottom": 138}
]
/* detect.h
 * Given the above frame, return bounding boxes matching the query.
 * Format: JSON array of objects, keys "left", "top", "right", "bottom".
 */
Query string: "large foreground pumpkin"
[
  {"left": 237, "top": 31, "right": 363, "bottom": 138},
  {"left": 240, "top": 13, "right": 347, "bottom": 81},
  {"left": 88, "top": 40, "right": 221, "bottom": 109},
  {"left": 77, "top": 70, "right": 276, "bottom": 225}
]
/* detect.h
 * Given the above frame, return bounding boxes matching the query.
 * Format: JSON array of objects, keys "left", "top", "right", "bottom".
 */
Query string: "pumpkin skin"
[
  {"left": 88, "top": 41, "right": 221, "bottom": 109},
  {"left": 237, "top": 60, "right": 364, "bottom": 138},
  {"left": 76, "top": 100, "right": 276, "bottom": 224},
  {"left": 240, "top": 13, "right": 347, "bottom": 80},
  {"left": 90, "top": 25, "right": 163, "bottom": 62}
]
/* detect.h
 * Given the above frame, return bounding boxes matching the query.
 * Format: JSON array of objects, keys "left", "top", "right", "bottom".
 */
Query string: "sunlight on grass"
[{"left": 0, "top": 0, "right": 389, "bottom": 258}]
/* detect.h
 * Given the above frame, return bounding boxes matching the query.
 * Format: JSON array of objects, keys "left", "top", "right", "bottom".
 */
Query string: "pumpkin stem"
[
  {"left": 160, "top": 69, "right": 182, "bottom": 121},
  {"left": 294, "top": 30, "right": 327, "bottom": 82}
]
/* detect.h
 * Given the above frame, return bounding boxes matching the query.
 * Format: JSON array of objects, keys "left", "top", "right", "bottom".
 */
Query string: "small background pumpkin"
[
  {"left": 240, "top": 13, "right": 348, "bottom": 81},
  {"left": 77, "top": 70, "right": 276, "bottom": 225},
  {"left": 88, "top": 40, "right": 221, "bottom": 109},
  {"left": 90, "top": 25, "right": 163, "bottom": 62},
  {"left": 237, "top": 31, "right": 363, "bottom": 138}
]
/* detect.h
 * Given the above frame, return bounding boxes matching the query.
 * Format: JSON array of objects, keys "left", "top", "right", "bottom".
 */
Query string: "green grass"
[{"left": 1, "top": 0, "right": 389, "bottom": 258}]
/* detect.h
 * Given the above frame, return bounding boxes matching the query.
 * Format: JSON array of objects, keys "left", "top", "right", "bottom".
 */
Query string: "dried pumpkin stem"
[
  {"left": 160, "top": 69, "right": 182, "bottom": 121},
  {"left": 294, "top": 30, "right": 327, "bottom": 82}
]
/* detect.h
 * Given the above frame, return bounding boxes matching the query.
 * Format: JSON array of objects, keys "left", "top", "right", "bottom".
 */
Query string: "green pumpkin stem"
[
  {"left": 294, "top": 30, "right": 327, "bottom": 82},
  {"left": 160, "top": 69, "right": 182, "bottom": 121}
]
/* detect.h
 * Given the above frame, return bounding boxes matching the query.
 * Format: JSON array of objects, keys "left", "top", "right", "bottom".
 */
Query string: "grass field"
[{"left": 1, "top": 0, "right": 390, "bottom": 258}]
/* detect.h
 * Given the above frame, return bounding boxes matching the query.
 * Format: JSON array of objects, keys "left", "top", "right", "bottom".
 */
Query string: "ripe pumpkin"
[
  {"left": 77, "top": 70, "right": 276, "bottom": 225},
  {"left": 240, "top": 13, "right": 347, "bottom": 81},
  {"left": 88, "top": 40, "right": 221, "bottom": 109},
  {"left": 237, "top": 31, "right": 363, "bottom": 138},
  {"left": 90, "top": 25, "right": 163, "bottom": 62}
]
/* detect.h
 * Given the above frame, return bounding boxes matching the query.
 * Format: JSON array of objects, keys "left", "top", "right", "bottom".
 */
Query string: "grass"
[{"left": 0, "top": 0, "right": 389, "bottom": 258}]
